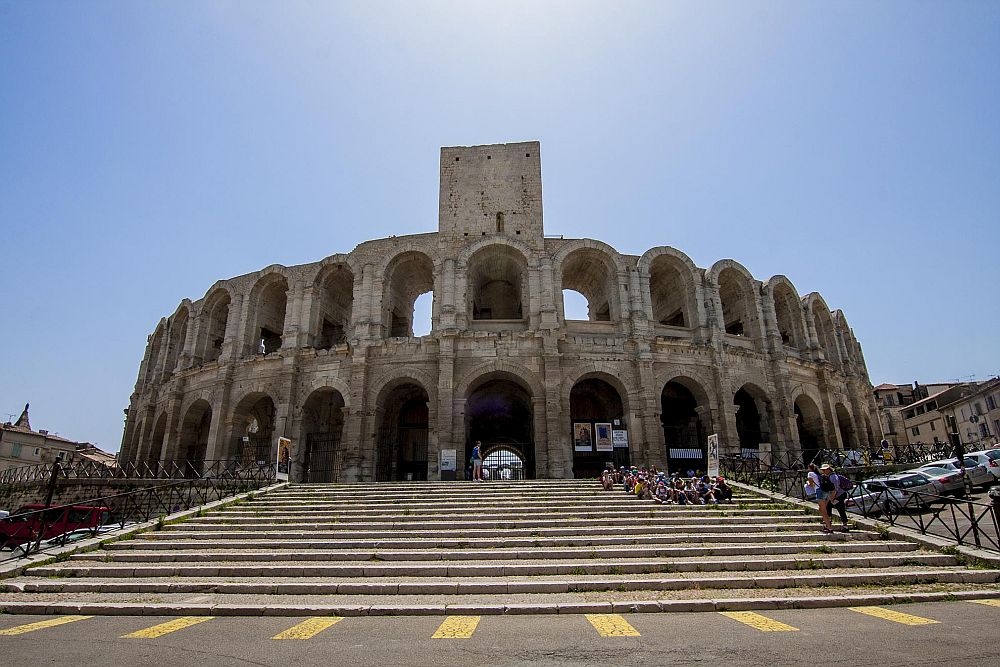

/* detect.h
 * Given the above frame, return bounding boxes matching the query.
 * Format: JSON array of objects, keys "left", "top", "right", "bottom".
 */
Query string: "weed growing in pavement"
[
  {"left": 807, "top": 545, "right": 835, "bottom": 555},
  {"left": 569, "top": 567, "right": 586, "bottom": 576},
  {"left": 607, "top": 566, "right": 624, "bottom": 575}
]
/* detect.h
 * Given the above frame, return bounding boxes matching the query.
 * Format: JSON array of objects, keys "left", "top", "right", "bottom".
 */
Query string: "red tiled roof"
[{"left": 873, "top": 383, "right": 898, "bottom": 391}]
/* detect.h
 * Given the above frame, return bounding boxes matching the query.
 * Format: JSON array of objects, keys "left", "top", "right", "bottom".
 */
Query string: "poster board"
[
  {"left": 276, "top": 437, "right": 291, "bottom": 481},
  {"left": 706, "top": 433, "right": 720, "bottom": 478},
  {"left": 612, "top": 429, "right": 629, "bottom": 449},
  {"left": 439, "top": 449, "right": 457, "bottom": 472},
  {"left": 573, "top": 422, "right": 593, "bottom": 452},
  {"left": 595, "top": 423, "right": 613, "bottom": 452}
]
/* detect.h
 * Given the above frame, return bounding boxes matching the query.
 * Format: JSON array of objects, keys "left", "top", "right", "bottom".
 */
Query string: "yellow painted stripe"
[
  {"left": 848, "top": 606, "right": 939, "bottom": 626},
  {"left": 122, "top": 616, "right": 213, "bottom": 638},
  {"left": 969, "top": 599, "right": 1000, "bottom": 608},
  {"left": 585, "top": 614, "right": 641, "bottom": 637},
  {"left": 272, "top": 617, "right": 343, "bottom": 640},
  {"left": 431, "top": 616, "right": 481, "bottom": 639},
  {"left": 0, "top": 615, "right": 93, "bottom": 636},
  {"left": 719, "top": 611, "right": 799, "bottom": 632}
]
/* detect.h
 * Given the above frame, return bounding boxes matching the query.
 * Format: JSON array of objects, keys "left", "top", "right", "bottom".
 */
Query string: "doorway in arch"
[{"left": 465, "top": 377, "right": 535, "bottom": 479}]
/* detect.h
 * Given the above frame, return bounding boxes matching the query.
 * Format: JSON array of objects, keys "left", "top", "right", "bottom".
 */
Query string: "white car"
[
  {"left": 965, "top": 449, "right": 1000, "bottom": 481},
  {"left": 845, "top": 474, "right": 938, "bottom": 516},
  {"left": 920, "top": 458, "right": 994, "bottom": 489},
  {"left": 0, "top": 510, "right": 8, "bottom": 520}
]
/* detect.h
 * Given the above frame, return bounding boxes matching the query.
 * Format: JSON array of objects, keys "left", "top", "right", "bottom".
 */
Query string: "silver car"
[
  {"left": 920, "top": 458, "right": 994, "bottom": 489},
  {"left": 912, "top": 466, "right": 966, "bottom": 495},
  {"left": 847, "top": 474, "right": 938, "bottom": 516},
  {"left": 965, "top": 449, "right": 1000, "bottom": 481}
]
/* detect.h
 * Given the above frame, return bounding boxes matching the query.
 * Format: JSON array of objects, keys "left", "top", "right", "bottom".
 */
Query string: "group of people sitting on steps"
[{"left": 601, "top": 466, "right": 734, "bottom": 505}]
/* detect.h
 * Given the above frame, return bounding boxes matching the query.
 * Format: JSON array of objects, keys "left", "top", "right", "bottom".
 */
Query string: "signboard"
[
  {"left": 276, "top": 437, "right": 291, "bottom": 481},
  {"left": 612, "top": 429, "right": 629, "bottom": 449},
  {"left": 439, "top": 448, "right": 457, "bottom": 472},
  {"left": 706, "top": 433, "right": 720, "bottom": 478},
  {"left": 573, "top": 422, "right": 593, "bottom": 452},
  {"left": 595, "top": 423, "right": 613, "bottom": 452}
]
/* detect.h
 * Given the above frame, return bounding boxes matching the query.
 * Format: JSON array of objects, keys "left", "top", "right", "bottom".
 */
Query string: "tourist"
[
  {"left": 471, "top": 441, "right": 483, "bottom": 481},
  {"left": 714, "top": 476, "right": 733, "bottom": 503},
  {"left": 827, "top": 466, "right": 851, "bottom": 532},
  {"left": 814, "top": 463, "right": 836, "bottom": 534}
]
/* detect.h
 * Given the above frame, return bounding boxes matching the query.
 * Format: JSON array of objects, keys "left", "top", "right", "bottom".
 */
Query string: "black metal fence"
[
  {"left": 721, "top": 449, "right": 1000, "bottom": 553},
  {"left": 0, "top": 461, "right": 277, "bottom": 562}
]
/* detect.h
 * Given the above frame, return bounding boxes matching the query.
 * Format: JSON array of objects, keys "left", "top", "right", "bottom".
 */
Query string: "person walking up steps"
[
  {"left": 815, "top": 463, "right": 837, "bottom": 534},
  {"left": 471, "top": 441, "right": 483, "bottom": 481}
]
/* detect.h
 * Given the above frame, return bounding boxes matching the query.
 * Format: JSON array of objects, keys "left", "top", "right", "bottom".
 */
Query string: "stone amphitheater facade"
[{"left": 119, "top": 141, "right": 881, "bottom": 482}]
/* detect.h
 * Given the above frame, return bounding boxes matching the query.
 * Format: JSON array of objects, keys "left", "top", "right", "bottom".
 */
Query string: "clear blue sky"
[{"left": 1, "top": 1, "right": 997, "bottom": 452}]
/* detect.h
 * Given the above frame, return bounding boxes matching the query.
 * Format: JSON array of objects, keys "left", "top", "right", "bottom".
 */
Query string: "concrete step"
[
  {"left": 224, "top": 503, "right": 780, "bottom": 516},
  {"left": 81, "top": 541, "right": 916, "bottom": 562},
  {"left": 194, "top": 508, "right": 805, "bottom": 523},
  {"left": 104, "top": 530, "right": 880, "bottom": 550},
  {"left": 10, "top": 567, "right": 998, "bottom": 596},
  {"left": 27, "top": 553, "right": 960, "bottom": 579}
]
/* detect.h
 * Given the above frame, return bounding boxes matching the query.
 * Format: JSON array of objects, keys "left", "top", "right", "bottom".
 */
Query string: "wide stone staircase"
[{"left": 2, "top": 480, "right": 999, "bottom": 615}]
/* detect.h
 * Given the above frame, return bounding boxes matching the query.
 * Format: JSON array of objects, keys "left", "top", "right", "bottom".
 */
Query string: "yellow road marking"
[
  {"left": 432, "top": 616, "right": 480, "bottom": 639},
  {"left": 968, "top": 599, "right": 1000, "bottom": 608},
  {"left": 719, "top": 611, "right": 799, "bottom": 632},
  {"left": 848, "top": 606, "right": 939, "bottom": 625},
  {"left": 272, "top": 617, "right": 343, "bottom": 640},
  {"left": 122, "top": 616, "right": 213, "bottom": 638},
  {"left": 0, "top": 615, "right": 92, "bottom": 636},
  {"left": 585, "top": 614, "right": 641, "bottom": 637}
]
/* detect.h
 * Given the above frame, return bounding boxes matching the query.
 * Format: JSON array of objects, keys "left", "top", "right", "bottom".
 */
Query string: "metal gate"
[
  {"left": 304, "top": 432, "right": 343, "bottom": 483},
  {"left": 374, "top": 425, "right": 429, "bottom": 481},
  {"left": 481, "top": 440, "right": 534, "bottom": 480},
  {"left": 236, "top": 435, "right": 273, "bottom": 466}
]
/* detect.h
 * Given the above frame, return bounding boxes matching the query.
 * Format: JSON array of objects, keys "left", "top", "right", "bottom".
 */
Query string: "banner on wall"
[
  {"left": 573, "top": 422, "right": 593, "bottom": 452},
  {"left": 595, "top": 423, "right": 613, "bottom": 452},
  {"left": 706, "top": 433, "right": 720, "bottom": 478},
  {"left": 276, "top": 437, "right": 291, "bottom": 481},
  {"left": 612, "top": 429, "right": 629, "bottom": 449}
]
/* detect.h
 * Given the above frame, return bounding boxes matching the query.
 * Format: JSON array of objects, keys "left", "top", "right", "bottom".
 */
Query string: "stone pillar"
[
  {"left": 282, "top": 280, "right": 306, "bottom": 350},
  {"left": 224, "top": 293, "right": 250, "bottom": 362},
  {"left": 431, "top": 335, "right": 456, "bottom": 481},
  {"left": 542, "top": 340, "right": 567, "bottom": 478},
  {"left": 341, "top": 346, "right": 370, "bottom": 481},
  {"left": 205, "top": 382, "right": 233, "bottom": 462},
  {"left": 539, "top": 256, "right": 558, "bottom": 330}
]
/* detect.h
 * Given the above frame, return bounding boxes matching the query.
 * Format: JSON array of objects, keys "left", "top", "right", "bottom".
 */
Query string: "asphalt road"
[{"left": 1, "top": 600, "right": 997, "bottom": 667}]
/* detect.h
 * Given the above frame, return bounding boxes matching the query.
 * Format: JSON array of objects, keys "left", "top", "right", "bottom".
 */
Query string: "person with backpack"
[
  {"left": 828, "top": 465, "right": 853, "bottom": 532},
  {"left": 814, "top": 463, "right": 837, "bottom": 534}
]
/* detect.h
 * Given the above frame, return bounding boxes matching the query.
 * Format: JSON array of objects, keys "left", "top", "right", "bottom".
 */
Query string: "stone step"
[
  {"left": 197, "top": 508, "right": 804, "bottom": 522},
  {"left": 77, "top": 541, "right": 916, "bottom": 563},
  {"left": 136, "top": 522, "right": 841, "bottom": 540},
  {"left": 230, "top": 502, "right": 778, "bottom": 514},
  {"left": 106, "top": 530, "right": 879, "bottom": 550},
  {"left": 27, "top": 553, "right": 959, "bottom": 579},
  {"left": 175, "top": 515, "right": 814, "bottom": 531},
  {"left": 10, "top": 567, "right": 998, "bottom": 596}
]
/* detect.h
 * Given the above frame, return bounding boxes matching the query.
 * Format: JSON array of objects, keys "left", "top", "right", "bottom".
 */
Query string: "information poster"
[
  {"left": 276, "top": 437, "right": 291, "bottom": 481},
  {"left": 612, "top": 429, "right": 629, "bottom": 449},
  {"left": 706, "top": 433, "right": 720, "bottom": 478},
  {"left": 573, "top": 422, "right": 593, "bottom": 452},
  {"left": 595, "top": 423, "right": 613, "bottom": 452},
  {"left": 439, "top": 449, "right": 457, "bottom": 472}
]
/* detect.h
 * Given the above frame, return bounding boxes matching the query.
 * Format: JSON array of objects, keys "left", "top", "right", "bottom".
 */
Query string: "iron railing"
[
  {"left": 0, "top": 458, "right": 275, "bottom": 487},
  {"left": 721, "top": 453, "right": 1000, "bottom": 552},
  {"left": 0, "top": 461, "right": 276, "bottom": 561}
]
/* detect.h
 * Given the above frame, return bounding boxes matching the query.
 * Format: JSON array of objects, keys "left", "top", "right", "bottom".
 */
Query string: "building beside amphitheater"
[{"left": 119, "top": 141, "right": 881, "bottom": 482}]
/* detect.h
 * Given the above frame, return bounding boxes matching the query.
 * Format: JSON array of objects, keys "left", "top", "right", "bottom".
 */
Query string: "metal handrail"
[{"left": 0, "top": 458, "right": 267, "bottom": 487}]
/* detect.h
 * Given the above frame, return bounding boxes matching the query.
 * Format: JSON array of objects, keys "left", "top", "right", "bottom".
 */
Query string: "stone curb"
[
  {"left": 730, "top": 481, "right": 1000, "bottom": 568},
  {"left": 0, "top": 482, "right": 288, "bottom": 580},
  {"left": 2, "top": 589, "right": 999, "bottom": 617}
]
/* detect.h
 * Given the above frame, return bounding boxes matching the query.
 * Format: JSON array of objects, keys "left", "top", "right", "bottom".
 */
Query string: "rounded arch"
[
  {"left": 228, "top": 390, "right": 278, "bottom": 462},
  {"left": 639, "top": 246, "right": 701, "bottom": 329},
  {"left": 835, "top": 402, "right": 858, "bottom": 449},
  {"left": 374, "top": 377, "right": 431, "bottom": 481},
  {"left": 660, "top": 375, "right": 714, "bottom": 473},
  {"left": 369, "top": 367, "right": 438, "bottom": 410},
  {"left": 311, "top": 260, "right": 355, "bottom": 349},
  {"left": 560, "top": 365, "right": 638, "bottom": 418},
  {"left": 178, "top": 399, "right": 212, "bottom": 474},
  {"left": 145, "top": 411, "right": 168, "bottom": 468},
  {"left": 382, "top": 249, "right": 435, "bottom": 338},
  {"left": 555, "top": 244, "right": 622, "bottom": 323},
  {"left": 733, "top": 382, "right": 776, "bottom": 450},
  {"left": 465, "top": 243, "right": 530, "bottom": 321},
  {"left": 569, "top": 375, "right": 628, "bottom": 478},
  {"left": 793, "top": 392, "right": 826, "bottom": 464},
  {"left": 144, "top": 320, "right": 168, "bottom": 384},
  {"left": 709, "top": 260, "right": 761, "bottom": 339},
  {"left": 299, "top": 375, "right": 353, "bottom": 410},
  {"left": 246, "top": 271, "right": 291, "bottom": 356},
  {"left": 464, "top": 371, "right": 536, "bottom": 479},
  {"left": 196, "top": 287, "right": 232, "bottom": 364},
  {"left": 300, "top": 386, "right": 348, "bottom": 483},
  {"left": 767, "top": 275, "right": 808, "bottom": 352},
  {"left": 805, "top": 292, "right": 840, "bottom": 366},
  {"left": 163, "top": 303, "right": 192, "bottom": 375},
  {"left": 454, "top": 359, "right": 545, "bottom": 403},
  {"left": 457, "top": 234, "right": 536, "bottom": 266}
]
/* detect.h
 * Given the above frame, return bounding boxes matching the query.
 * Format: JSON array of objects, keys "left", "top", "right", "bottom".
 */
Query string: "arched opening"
[
  {"left": 146, "top": 412, "right": 167, "bottom": 472},
  {"left": 301, "top": 388, "right": 346, "bottom": 482},
  {"left": 251, "top": 276, "right": 289, "bottom": 355},
  {"left": 178, "top": 400, "right": 211, "bottom": 476},
  {"left": 661, "top": 381, "right": 707, "bottom": 473},
  {"left": 649, "top": 255, "right": 694, "bottom": 328},
  {"left": 811, "top": 301, "right": 839, "bottom": 365},
  {"left": 144, "top": 326, "right": 165, "bottom": 384},
  {"left": 465, "top": 376, "right": 535, "bottom": 479},
  {"left": 199, "top": 291, "right": 230, "bottom": 364},
  {"left": 375, "top": 382, "right": 429, "bottom": 481},
  {"left": 718, "top": 268, "right": 757, "bottom": 338},
  {"left": 384, "top": 252, "right": 434, "bottom": 338},
  {"left": 468, "top": 245, "right": 527, "bottom": 321},
  {"left": 734, "top": 386, "right": 772, "bottom": 451},
  {"left": 163, "top": 309, "right": 189, "bottom": 375},
  {"left": 570, "top": 378, "right": 626, "bottom": 478},
  {"left": 231, "top": 393, "right": 276, "bottom": 463},
  {"left": 314, "top": 265, "right": 354, "bottom": 349},
  {"left": 794, "top": 394, "right": 825, "bottom": 465},
  {"left": 562, "top": 290, "right": 590, "bottom": 321},
  {"left": 772, "top": 283, "right": 805, "bottom": 351},
  {"left": 836, "top": 403, "right": 857, "bottom": 450},
  {"left": 560, "top": 248, "right": 615, "bottom": 322}
]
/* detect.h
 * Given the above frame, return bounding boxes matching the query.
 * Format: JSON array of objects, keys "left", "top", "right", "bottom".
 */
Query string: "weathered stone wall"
[{"left": 119, "top": 142, "right": 882, "bottom": 482}]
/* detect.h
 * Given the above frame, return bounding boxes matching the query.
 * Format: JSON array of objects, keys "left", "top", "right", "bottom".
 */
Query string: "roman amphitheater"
[{"left": 119, "top": 141, "right": 880, "bottom": 482}]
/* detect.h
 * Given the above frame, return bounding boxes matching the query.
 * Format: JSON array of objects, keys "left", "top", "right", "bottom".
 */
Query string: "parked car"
[
  {"left": 846, "top": 474, "right": 938, "bottom": 516},
  {"left": 0, "top": 504, "right": 111, "bottom": 550},
  {"left": 965, "top": 449, "right": 1000, "bottom": 481},
  {"left": 42, "top": 522, "right": 133, "bottom": 547},
  {"left": 919, "top": 458, "right": 994, "bottom": 489},
  {"left": 911, "top": 467, "right": 965, "bottom": 496},
  {"left": 0, "top": 509, "right": 8, "bottom": 520}
]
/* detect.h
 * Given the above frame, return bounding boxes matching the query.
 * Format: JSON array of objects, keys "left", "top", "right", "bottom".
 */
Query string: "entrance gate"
[
  {"left": 480, "top": 440, "right": 534, "bottom": 480},
  {"left": 304, "top": 432, "right": 343, "bottom": 483}
]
